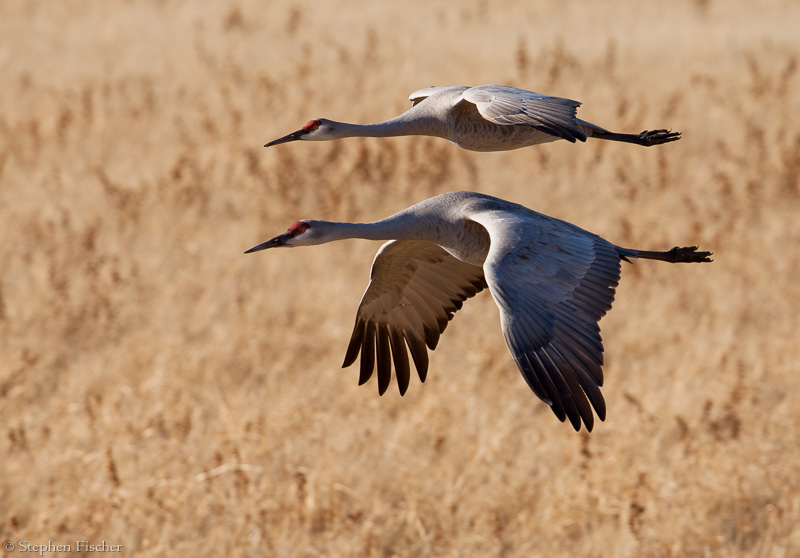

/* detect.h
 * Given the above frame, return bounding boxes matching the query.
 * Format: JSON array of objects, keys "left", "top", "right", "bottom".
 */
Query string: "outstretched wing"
[
  {"left": 459, "top": 85, "right": 587, "bottom": 143},
  {"left": 343, "top": 240, "right": 487, "bottom": 396},
  {"left": 473, "top": 210, "right": 623, "bottom": 431}
]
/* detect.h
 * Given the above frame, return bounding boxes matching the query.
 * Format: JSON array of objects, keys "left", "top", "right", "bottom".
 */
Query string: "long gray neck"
[
  {"left": 331, "top": 106, "right": 449, "bottom": 139},
  {"left": 312, "top": 204, "right": 490, "bottom": 266},
  {"left": 316, "top": 213, "right": 436, "bottom": 243}
]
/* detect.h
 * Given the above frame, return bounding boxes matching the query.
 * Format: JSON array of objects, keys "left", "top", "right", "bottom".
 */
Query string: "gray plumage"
[
  {"left": 266, "top": 85, "right": 681, "bottom": 152},
  {"left": 245, "top": 191, "right": 711, "bottom": 431}
]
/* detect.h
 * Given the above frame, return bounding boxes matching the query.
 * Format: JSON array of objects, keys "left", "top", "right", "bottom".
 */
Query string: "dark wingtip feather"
[
  {"left": 342, "top": 318, "right": 366, "bottom": 368},
  {"left": 358, "top": 322, "right": 376, "bottom": 386},
  {"left": 376, "top": 324, "right": 392, "bottom": 396},
  {"left": 519, "top": 353, "right": 568, "bottom": 423},
  {"left": 535, "top": 351, "right": 584, "bottom": 431},
  {"left": 405, "top": 333, "right": 429, "bottom": 383},
  {"left": 543, "top": 347, "right": 596, "bottom": 432},
  {"left": 389, "top": 328, "right": 411, "bottom": 396},
  {"left": 423, "top": 324, "right": 440, "bottom": 350}
]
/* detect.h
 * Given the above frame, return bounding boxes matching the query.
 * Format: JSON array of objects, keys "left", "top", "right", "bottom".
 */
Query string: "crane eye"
[
  {"left": 288, "top": 221, "right": 310, "bottom": 235},
  {"left": 303, "top": 119, "right": 322, "bottom": 132}
]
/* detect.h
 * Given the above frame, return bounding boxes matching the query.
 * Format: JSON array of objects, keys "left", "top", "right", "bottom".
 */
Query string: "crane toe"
[{"left": 638, "top": 129, "right": 682, "bottom": 146}]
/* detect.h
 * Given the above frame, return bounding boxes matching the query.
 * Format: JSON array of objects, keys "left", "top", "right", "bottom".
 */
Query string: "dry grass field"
[{"left": 2, "top": 1, "right": 800, "bottom": 556}]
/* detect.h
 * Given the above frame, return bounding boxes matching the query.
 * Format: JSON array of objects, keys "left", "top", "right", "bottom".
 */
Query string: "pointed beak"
[
  {"left": 244, "top": 233, "right": 289, "bottom": 253},
  {"left": 265, "top": 129, "right": 306, "bottom": 147}
]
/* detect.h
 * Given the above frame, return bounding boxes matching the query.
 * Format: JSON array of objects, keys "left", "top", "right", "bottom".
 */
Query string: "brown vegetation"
[{"left": 1, "top": 1, "right": 799, "bottom": 556}]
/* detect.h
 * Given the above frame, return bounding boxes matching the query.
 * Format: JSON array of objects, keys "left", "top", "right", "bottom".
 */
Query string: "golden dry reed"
[{"left": 1, "top": 1, "right": 799, "bottom": 557}]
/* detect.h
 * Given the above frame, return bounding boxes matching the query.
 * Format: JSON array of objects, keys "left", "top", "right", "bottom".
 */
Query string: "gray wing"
[
  {"left": 459, "top": 85, "right": 587, "bottom": 143},
  {"left": 473, "top": 212, "right": 623, "bottom": 431},
  {"left": 342, "top": 240, "right": 487, "bottom": 396},
  {"left": 409, "top": 85, "right": 468, "bottom": 107}
]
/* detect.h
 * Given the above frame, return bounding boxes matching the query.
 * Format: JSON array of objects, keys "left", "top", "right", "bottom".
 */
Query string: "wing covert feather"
[{"left": 459, "top": 85, "right": 587, "bottom": 142}]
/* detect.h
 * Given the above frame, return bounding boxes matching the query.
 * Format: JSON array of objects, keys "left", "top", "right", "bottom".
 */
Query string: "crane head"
[
  {"left": 244, "top": 220, "right": 329, "bottom": 253},
  {"left": 265, "top": 119, "right": 336, "bottom": 146}
]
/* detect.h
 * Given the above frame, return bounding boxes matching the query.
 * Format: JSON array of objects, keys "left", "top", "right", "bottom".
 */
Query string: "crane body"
[
  {"left": 246, "top": 191, "right": 711, "bottom": 432},
  {"left": 266, "top": 85, "right": 681, "bottom": 152}
]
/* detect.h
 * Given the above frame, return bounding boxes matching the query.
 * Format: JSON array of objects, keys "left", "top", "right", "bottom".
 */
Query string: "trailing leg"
[
  {"left": 593, "top": 128, "right": 682, "bottom": 147},
  {"left": 620, "top": 245, "right": 713, "bottom": 263}
]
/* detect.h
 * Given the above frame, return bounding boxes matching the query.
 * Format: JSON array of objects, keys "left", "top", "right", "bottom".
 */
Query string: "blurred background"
[{"left": 1, "top": 1, "right": 799, "bottom": 556}]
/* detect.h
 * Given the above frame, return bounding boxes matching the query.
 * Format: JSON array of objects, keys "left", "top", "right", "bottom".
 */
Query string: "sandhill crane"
[
  {"left": 246, "top": 191, "right": 710, "bottom": 431},
  {"left": 266, "top": 85, "right": 681, "bottom": 152}
]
